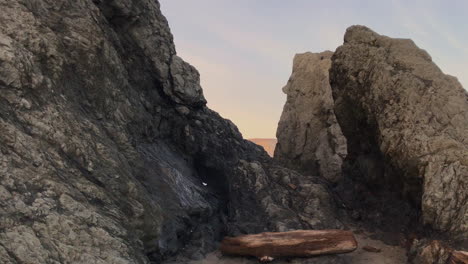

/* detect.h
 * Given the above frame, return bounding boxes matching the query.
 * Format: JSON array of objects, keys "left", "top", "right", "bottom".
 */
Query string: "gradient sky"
[{"left": 160, "top": 0, "right": 468, "bottom": 139}]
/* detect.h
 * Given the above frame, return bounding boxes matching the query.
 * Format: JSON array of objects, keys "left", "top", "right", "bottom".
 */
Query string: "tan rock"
[{"left": 275, "top": 51, "right": 347, "bottom": 182}]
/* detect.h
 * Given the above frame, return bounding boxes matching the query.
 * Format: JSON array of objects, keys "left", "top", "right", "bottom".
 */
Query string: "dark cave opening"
[
  {"left": 145, "top": 156, "right": 232, "bottom": 263},
  {"left": 194, "top": 161, "right": 230, "bottom": 201},
  {"left": 155, "top": 158, "right": 232, "bottom": 262},
  {"left": 335, "top": 152, "right": 424, "bottom": 235}
]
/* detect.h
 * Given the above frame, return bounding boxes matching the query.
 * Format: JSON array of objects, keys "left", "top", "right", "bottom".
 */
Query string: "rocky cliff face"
[
  {"left": 274, "top": 26, "right": 467, "bottom": 262},
  {"left": 330, "top": 26, "right": 468, "bottom": 239},
  {"left": 275, "top": 51, "right": 347, "bottom": 183},
  {"left": 2, "top": 0, "right": 467, "bottom": 262},
  {"left": 0, "top": 0, "right": 343, "bottom": 263}
]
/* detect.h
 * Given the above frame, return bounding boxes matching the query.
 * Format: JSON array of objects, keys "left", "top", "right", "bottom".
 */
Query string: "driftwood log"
[
  {"left": 450, "top": 251, "right": 468, "bottom": 264},
  {"left": 220, "top": 230, "right": 357, "bottom": 262}
]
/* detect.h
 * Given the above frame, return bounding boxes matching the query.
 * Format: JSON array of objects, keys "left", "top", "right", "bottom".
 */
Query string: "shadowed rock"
[
  {"left": 408, "top": 239, "right": 468, "bottom": 264},
  {"left": 0, "top": 0, "right": 341, "bottom": 263},
  {"left": 408, "top": 239, "right": 454, "bottom": 264},
  {"left": 330, "top": 25, "right": 468, "bottom": 238}
]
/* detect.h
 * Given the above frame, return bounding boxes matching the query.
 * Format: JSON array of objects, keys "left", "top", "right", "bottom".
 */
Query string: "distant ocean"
[{"left": 248, "top": 138, "right": 277, "bottom": 157}]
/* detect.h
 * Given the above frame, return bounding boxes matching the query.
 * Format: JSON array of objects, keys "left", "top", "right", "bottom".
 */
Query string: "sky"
[{"left": 160, "top": 0, "right": 468, "bottom": 139}]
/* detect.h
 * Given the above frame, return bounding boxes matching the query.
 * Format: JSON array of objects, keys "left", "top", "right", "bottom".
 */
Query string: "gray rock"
[
  {"left": 166, "top": 56, "right": 206, "bottom": 106},
  {"left": 330, "top": 25, "right": 468, "bottom": 238},
  {"left": 275, "top": 51, "right": 347, "bottom": 182},
  {"left": 0, "top": 0, "right": 341, "bottom": 263}
]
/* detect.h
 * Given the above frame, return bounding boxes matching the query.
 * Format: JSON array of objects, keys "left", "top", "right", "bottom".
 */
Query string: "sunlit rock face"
[
  {"left": 275, "top": 51, "right": 347, "bottom": 183},
  {"left": 330, "top": 25, "right": 468, "bottom": 239},
  {"left": 0, "top": 0, "right": 342, "bottom": 263}
]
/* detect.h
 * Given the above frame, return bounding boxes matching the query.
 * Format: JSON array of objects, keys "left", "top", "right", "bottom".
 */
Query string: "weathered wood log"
[
  {"left": 220, "top": 229, "right": 357, "bottom": 261},
  {"left": 449, "top": 251, "right": 468, "bottom": 264}
]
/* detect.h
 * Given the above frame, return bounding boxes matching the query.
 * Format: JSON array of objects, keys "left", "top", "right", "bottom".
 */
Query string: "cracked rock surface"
[
  {"left": 0, "top": 0, "right": 342, "bottom": 263},
  {"left": 3, "top": 0, "right": 466, "bottom": 263},
  {"left": 330, "top": 25, "right": 468, "bottom": 239},
  {"left": 275, "top": 51, "right": 347, "bottom": 183}
]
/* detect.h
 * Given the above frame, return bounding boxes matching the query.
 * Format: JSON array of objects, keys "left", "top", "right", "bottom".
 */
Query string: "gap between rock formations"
[{"left": 0, "top": 1, "right": 466, "bottom": 264}]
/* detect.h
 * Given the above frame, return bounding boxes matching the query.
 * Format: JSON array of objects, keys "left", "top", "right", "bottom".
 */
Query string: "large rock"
[
  {"left": 275, "top": 52, "right": 347, "bottom": 182},
  {"left": 0, "top": 0, "right": 341, "bottom": 263},
  {"left": 408, "top": 239, "right": 454, "bottom": 264},
  {"left": 330, "top": 25, "right": 468, "bottom": 238}
]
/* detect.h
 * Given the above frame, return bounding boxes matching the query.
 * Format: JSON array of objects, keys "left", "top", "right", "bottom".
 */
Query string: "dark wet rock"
[
  {"left": 0, "top": 0, "right": 341, "bottom": 263},
  {"left": 330, "top": 25, "right": 468, "bottom": 239},
  {"left": 275, "top": 51, "right": 347, "bottom": 183}
]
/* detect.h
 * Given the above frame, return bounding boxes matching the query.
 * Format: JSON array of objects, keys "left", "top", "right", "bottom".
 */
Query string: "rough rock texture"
[
  {"left": 408, "top": 238, "right": 468, "bottom": 264},
  {"left": 0, "top": 0, "right": 342, "bottom": 263},
  {"left": 408, "top": 239, "right": 453, "bottom": 264},
  {"left": 330, "top": 26, "right": 468, "bottom": 238},
  {"left": 275, "top": 51, "right": 347, "bottom": 183}
]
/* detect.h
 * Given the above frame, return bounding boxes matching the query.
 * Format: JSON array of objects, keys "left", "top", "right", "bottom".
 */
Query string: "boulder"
[
  {"left": 275, "top": 52, "right": 347, "bottom": 183},
  {"left": 330, "top": 25, "right": 468, "bottom": 238},
  {"left": 408, "top": 239, "right": 454, "bottom": 264},
  {"left": 408, "top": 239, "right": 468, "bottom": 264}
]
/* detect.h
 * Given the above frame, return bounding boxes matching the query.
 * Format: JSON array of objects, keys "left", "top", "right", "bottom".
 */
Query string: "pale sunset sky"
[{"left": 160, "top": 0, "right": 468, "bottom": 139}]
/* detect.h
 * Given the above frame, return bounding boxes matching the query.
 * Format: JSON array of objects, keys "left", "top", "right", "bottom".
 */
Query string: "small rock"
[
  {"left": 363, "top": 246, "right": 382, "bottom": 253},
  {"left": 19, "top": 98, "right": 31, "bottom": 110},
  {"left": 176, "top": 106, "right": 190, "bottom": 115},
  {"left": 260, "top": 256, "right": 274, "bottom": 262}
]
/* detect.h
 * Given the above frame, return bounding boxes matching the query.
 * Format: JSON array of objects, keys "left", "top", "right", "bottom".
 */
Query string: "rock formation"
[
  {"left": 408, "top": 239, "right": 468, "bottom": 264},
  {"left": 274, "top": 25, "right": 467, "bottom": 263},
  {"left": 275, "top": 51, "right": 347, "bottom": 183},
  {"left": 408, "top": 239, "right": 455, "bottom": 264},
  {"left": 0, "top": 0, "right": 344, "bottom": 263},
  {"left": 1, "top": 0, "right": 467, "bottom": 262},
  {"left": 330, "top": 26, "right": 468, "bottom": 238}
]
